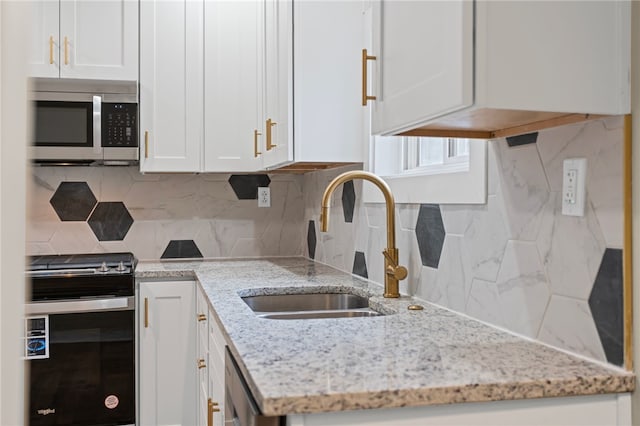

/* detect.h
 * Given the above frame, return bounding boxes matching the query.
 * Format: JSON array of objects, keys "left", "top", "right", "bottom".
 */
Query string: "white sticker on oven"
[{"left": 104, "top": 395, "right": 119, "bottom": 409}]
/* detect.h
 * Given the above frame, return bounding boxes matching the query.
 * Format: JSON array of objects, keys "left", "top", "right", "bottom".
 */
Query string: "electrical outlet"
[
  {"left": 562, "top": 158, "right": 587, "bottom": 217},
  {"left": 258, "top": 187, "right": 270, "bottom": 208}
]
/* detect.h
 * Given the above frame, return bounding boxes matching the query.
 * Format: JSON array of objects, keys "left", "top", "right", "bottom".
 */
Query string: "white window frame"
[{"left": 364, "top": 135, "right": 487, "bottom": 204}]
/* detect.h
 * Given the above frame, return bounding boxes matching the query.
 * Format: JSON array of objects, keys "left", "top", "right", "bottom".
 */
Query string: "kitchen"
[{"left": 1, "top": 1, "right": 640, "bottom": 425}]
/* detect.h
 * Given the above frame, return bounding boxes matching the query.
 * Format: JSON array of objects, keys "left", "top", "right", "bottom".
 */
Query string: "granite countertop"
[{"left": 136, "top": 257, "right": 635, "bottom": 416}]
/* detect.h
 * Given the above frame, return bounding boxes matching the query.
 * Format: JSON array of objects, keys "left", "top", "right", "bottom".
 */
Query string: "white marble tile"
[
  {"left": 428, "top": 235, "right": 473, "bottom": 312},
  {"left": 49, "top": 222, "right": 98, "bottom": 254},
  {"left": 98, "top": 167, "right": 135, "bottom": 201},
  {"left": 416, "top": 265, "right": 439, "bottom": 303},
  {"left": 466, "top": 279, "right": 505, "bottom": 328},
  {"left": 366, "top": 224, "right": 387, "bottom": 285},
  {"left": 536, "top": 192, "right": 606, "bottom": 300},
  {"left": 230, "top": 238, "right": 268, "bottom": 257},
  {"left": 493, "top": 139, "right": 549, "bottom": 241},
  {"left": 486, "top": 140, "right": 501, "bottom": 197},
  {"left": 398, "top": 204, "right": 419, "bottom": 231},
  {"left": 439, "top": 204, "right": 469, "bottom": 236},
  {"left": 193, "top": 221, "right": 225, "bottom": 258},
  {"left": 365, "top": 203, "right": 386, "bottom": 229},
  {"left": 496, "top": 241, "right": 551, "bottom": 338},
  {"left": 538, "top": 295, "right": 607, "bottom": 362},
  {"left": 461, "top": 196, "right": 509, "bottom": 282},
  {"left": 123, "top": 221, "right": 170, "bottom": 260},
  {"left": 92, "top": 241, "right": 129, "bottom": 254},
  {"left": 27, "top": 221, "right": 60, "bottom": 243},
  {"left": 397, "top": 228, "right": 423, "bottom": 296},
  {"left": 26, "top": 242, "right": 54, "bottom": 255}
]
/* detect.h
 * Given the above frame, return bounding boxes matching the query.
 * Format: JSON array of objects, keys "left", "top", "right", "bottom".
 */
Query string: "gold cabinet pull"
[
  {"left": 144, "top": 130, "right": 149, "bottom": 159},
  {"left": 64, "top": 36, "right": 69, "bottom": 65},
  {"left": 362, "top": 48, "right": 377, "bottom": 106},
  {"left": 266, "top": 118, "right": 277, "bottom": 151},
  {"left": 198, "top": 358, "right": 207, "bottom": 369},
  {"left": 49, "top": 36, "right": 54, "bottom": 64},
  {"left": 144, "top": 297, "right": 149, "bottom": 328},
  {"left": 197, "top": 313, "right": 206, "bottom": 322},
  {"left": 254, "top": 129, "right": 262, "bottom": 158},
  {"left": 207, "top": 399, "right": 220, "bottom": 426}
]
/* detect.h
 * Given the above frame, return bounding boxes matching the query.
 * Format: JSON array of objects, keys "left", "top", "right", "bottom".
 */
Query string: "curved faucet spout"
[{"left": 320, "top": 171, "right": 406, "bottom": 298}]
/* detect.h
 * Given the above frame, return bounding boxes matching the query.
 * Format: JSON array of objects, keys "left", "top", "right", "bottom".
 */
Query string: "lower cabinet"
[{"left": 138, "top": 280, "right": 226, "bottom": 426}]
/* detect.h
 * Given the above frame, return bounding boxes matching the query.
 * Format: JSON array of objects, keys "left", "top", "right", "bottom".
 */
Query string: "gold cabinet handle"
[
  {"left": 197, "top": 313, "right": 206, "bottom": 322},
  {"left": 266, "top": 118, "right": 277, "bottom": 151},
  {"left": 198, "top": 358, "right": 206, "bottom": 369},
  {"left": 208, "top": 399, "right": 220, "bottom": 426},
  {"left": 49, "top": 36, "right": 54, "bottom": 64},
  {"left": 64, "top": 36, "right": 69, "bottom": 65},
  {"left": 362, "top": 48, "right": 377, "bottom": 106},
  {"left": 144, "top": 297, "right": 149, "bottom": 328},
  {"left": 144, "top": 130, "right": 149, "bottom": 159},
  {"left": 254, "top": 129, "right": 262, "bottom": 158}
]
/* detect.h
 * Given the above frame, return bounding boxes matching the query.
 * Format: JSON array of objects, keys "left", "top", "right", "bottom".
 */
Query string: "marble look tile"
[
  {"left": 365, "top": 204, "right": 386, "bottom": 229},
  {"left": 466, "top": 279, "right": 505, "bottom": 328},
  {"left": 50, "top": 182, "right": 97, "bottom": 221},
  {"left": 123, "top": 221, "right": 171, "bottom": 261},
  {"left": 228, "top": 174, "right": 271, "bottom": 200},
  {"left": 92, "top": 241, "right": 129, "bottom": 254},
  {"left": 27, "top": 221, "right": 60, "bottom": 243},
  {"left": 398, "top": 204, "right": 419, "bottom": 231},
  {"left": 161, "top": 240, "right": 203, "bottom": 259},
  {"left": 365, "top": 221, "right": 387, "bottom": 286},
  {"left": 397, "top": 227, "right": 423, "bottom": 296},
  {"left": 439, "top": 204, "right": 469, "bottom": 236},
  {"left": 29, "top": 173, "right": 62, "bottom": 223},
  {"left": 26, "top": 242, "right": 55, "bottom": 255},
  {"left": 415, "top": 204, "right": 445, "bottom": 268},
  {"left": 341, "top": 180, "right": 356, "bottom": 223},
  {"left": 424, "top": 235, "right": 473, "bottom": 312},
  {"left": 538, "top": 295, "right": 607, "bottom": 362},
  {"left": 98, "top": 167, "right": 136, "bottom": 201},
  {"left": 486, "top": 140, "right": 501, "bottom": 197},
  {"left": 461, "top": 196, "right": 509, "bottom": 282},
  {"left": 496, "top": 241, "right": 551, "bottom": 338},
  {"left": 493, "top": 139, "right": 549, "bottom": 241},
  {"left": 230, "top": 238, "right": 268, "bottom": 257},
  {"left": 537, "top": 192, "right": 606, "bottom": 300},
  {"left": 505, "top": 132, "right": 538, "bottom": 147},
  {"left": 49, "top": 222, "right": 97, "bottom": 254},
  {"left": 307, "top": 220, "right": 317, "bottom": 259},
  {"left": 87, "top": 202, "right": 134, "bottom": 241},
  {"left": 352, "top": 251, "right": 368, "bottom": 278}
]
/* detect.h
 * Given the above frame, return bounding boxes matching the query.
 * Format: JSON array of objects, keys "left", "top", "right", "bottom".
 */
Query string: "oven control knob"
[
  {"left": 116, "top": 261, "right": 127, "bottom": 273},
  {"left": 98, "top": 262, "right": 110, "bottom": 273}
]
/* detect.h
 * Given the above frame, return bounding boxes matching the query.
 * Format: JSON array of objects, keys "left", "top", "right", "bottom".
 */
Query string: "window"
[{"left": 365, "top": 135, "right": 487, "bottom": 204}]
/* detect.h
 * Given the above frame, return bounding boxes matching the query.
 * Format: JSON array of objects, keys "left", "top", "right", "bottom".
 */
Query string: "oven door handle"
[{"left": 25, "top": 296, "right": 134, "bottom": 315}]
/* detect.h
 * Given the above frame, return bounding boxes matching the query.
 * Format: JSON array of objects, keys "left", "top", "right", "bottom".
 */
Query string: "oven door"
[
  {"left": 26, "top": 297, "right": 135, "bottom": 426},
  {"left": 31, "top": 96, "right": 102, "bottom": 163}
]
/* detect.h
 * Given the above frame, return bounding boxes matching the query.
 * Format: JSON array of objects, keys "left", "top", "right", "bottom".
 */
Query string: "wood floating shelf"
[{"left": 269, "top": 162, "right": 361, "bottom": 173}]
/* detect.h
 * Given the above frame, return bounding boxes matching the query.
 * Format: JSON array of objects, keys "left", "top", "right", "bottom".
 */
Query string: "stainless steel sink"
[{"left": 241, "top": 292, "right": 383, "bottom": 320}]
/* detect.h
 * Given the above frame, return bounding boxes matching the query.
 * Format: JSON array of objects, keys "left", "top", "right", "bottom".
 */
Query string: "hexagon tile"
[
  {"left": 505, "top": 132, "right": 538, "bottom": 147},
  {"left": 588, "top": 248, "right": 623, "bottom": 366},
  {"left": 353, "top": 251, "right": 368, "bottom": 278},
  {"left": 341, "top": 180, "right": 355, "bottom": 223},
  {"left": 415, "top": 204, "right": 445, "bottom": 268},
  {"left": 228, "top": 174, "right": 271, "bottom": 200},
  {"left": 307, "top": 220, "right": 317, "bottom": 259},
  {"left": 87, "top": 202, "right": 134, "bottom": 241},
  {"left": 161, "top": 240, "right": 203, "bottom": 259},
  {"left": 50, "top": 182, "right": 97, "bottom": 221}
]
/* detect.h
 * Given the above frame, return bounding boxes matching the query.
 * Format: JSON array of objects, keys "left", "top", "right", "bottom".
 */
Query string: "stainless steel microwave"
[{"left": 29, "top": 78, "right": 139, "bottom": 165}]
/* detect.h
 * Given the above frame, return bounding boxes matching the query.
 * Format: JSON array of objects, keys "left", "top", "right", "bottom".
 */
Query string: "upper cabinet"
[
  {"left": 29, "top": 0, "right": 138, "bottom": 80},
  {"left": 203, "top": 0, "right": 366, "bottom": 173},
  {"left": 367, "top": 0, "right": 631, "bottom": 138},
  {"left": 139, "top": 0, "right": 203, "bottom": 173}
]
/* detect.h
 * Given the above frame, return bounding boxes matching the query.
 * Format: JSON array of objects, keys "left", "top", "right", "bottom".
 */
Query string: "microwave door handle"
[{"left": 93, "top": 95, "right": 102, "bottom": 154}]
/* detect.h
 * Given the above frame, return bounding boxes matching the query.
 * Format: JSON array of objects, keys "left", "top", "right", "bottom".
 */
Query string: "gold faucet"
[{"left": 320, "top": 171, "right": 407, "bottom": 298}]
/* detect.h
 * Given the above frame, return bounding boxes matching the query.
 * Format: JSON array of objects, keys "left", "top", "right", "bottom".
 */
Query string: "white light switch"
[{"left": 562, "top": 158, "right": 587, "bottom": 216}]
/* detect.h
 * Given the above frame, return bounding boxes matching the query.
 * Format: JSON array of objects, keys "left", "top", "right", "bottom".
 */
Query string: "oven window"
[
  {"left": 34, "top": 101, "right": 92, "bottom": 146},
  {"left": 29, "top": 310, "right": 135, "bottom": 426}
]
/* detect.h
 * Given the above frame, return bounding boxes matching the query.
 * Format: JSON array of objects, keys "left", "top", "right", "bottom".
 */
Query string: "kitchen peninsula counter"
[{"left": 136, "top": 257, "right": 634, "bottom": 417}]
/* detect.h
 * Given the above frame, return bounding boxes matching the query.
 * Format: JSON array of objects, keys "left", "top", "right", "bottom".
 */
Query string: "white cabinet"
[
  {"left": 139, "top": 0, "right": 203, "bottom": 172},
  {"left": 203, "top": 0, "right": 264, "bottom": 172},
  {"left": 196, "top": 286, "right": 211, "bottom": 426},
  {"left": 202, "top": 0, "right": 366, "bottom": 172},
  {"left": 28, "top": 0, "right": 138, "bottom": 80},
  {"left": 207, "top": 302, "right": 226, "bottom": 426},
  {"left": 368, "top": 0, "right": 631, "bottom": 138},
  {"left": 138, "top": 280, "right": 197, "bottom": 426}
]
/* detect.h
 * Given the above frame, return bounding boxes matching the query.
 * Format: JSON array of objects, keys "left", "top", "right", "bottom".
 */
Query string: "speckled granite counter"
[{"left": 136, "top": 257, "right": 635, "bottom": 416}]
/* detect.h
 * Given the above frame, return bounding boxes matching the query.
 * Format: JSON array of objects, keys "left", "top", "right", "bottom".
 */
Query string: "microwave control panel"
[
  {"left": 25, "top": 315, "right": 49, "bottom": 360},
  {"left": 102, "top": 103, "right": 138, "bottom": 147}
]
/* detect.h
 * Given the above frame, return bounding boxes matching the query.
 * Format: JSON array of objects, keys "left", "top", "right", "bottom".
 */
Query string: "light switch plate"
[{"left": 561, "top": 158, "right": 587, "bottom": 217}]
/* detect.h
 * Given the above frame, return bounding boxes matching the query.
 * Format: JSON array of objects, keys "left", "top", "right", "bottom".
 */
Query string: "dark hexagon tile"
[
  {"left": 415, "top": 204, "right": 445, "bottom": 269},
  {"left": 87, "top": 202, "right": 134, "bottom": 241},
  {"left": 342, "top": 181, "right": 356, "bottom": 223},
  {"left": 307, "top": 220, "right": 317, "bottom": 259},
  {"left": 506, "top": 132, "right": 538, "bottom": 147},
  {"left": 588, "top": 248, "right": 623, "bottom": 366},
  {"left": 50, "top": 181, "right": 97, "bottom": 221},
  {"left": 228, "top": 174, "right": 271, "bottom": 200},
  {"left": 161, "top": 240, "right": 203, "bottom": 259},
  {"left": 353, "top": 251, "right": 368, "bottom": 279}
]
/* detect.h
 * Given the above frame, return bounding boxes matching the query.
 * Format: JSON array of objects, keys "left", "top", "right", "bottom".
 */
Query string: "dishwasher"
[{"left": 225, "top": 347, "right": 285, "bottom": 426}]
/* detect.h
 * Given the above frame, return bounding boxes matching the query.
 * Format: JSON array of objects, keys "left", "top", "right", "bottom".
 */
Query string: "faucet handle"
[{"left": 382, "top": 249, "right": 408, "bottom": 281}]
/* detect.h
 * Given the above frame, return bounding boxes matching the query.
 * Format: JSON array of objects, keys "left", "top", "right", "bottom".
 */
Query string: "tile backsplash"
[
  {"left": 26, "top": 116, "right": 626, "bottom": 367},
  {"left": 303, "top": 116, "right": 625, "bottom": 367},
  {"left": 27, "top": 168, "right": 304, "bottom": 260}
]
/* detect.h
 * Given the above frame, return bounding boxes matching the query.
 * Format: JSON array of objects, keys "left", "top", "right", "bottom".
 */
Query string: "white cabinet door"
[
  {"left": 196, "top": 286, "right": 210, "bottom": 426},
  {"left": 261, "top": 0, "right": 293, "bottom": 169},
  {"left": 58, "top": 0, "right": 138, "bottom": 80},
  {"left": 203, "top": 0, "right": 263, "bottom": 172},
  {"left": 139, "top": 0, "right": 203, "bottom": 172},
  {"left": 28, "top": 1, "right": 59, "bottom": 78},
  {"left": 139, "top": 281, "right": 197, "bottom": 426},
  {"left": 208, "top": 307, "right": 226, "bottom": 426},
  {"left": 370, "top": 0, "right": 473, "bottom": 135}
]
